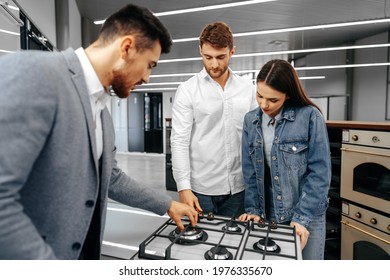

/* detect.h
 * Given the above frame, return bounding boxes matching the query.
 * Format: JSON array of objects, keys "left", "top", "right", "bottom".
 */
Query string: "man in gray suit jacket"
[{"left": 0, "top": 4, "right": 199, "bottom": 259}]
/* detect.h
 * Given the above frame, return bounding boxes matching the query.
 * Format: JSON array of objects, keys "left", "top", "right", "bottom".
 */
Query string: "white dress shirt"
[
  {"left": 75, "top": 48, "right": 110, "bottom": 160},
  {"left": 171, "top": 68, "right": 257, "bottom": 195}
]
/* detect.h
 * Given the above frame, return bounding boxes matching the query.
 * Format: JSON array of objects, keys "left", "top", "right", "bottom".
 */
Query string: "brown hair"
[
  {"left": 257, "top": 59, "right": 321, "bottom": 111},
  {"left": 199, "top": 22, "right": 234, "bottom": 50},
  {"left": 97, "top": 4, "right": 172, "bottom": 54}
]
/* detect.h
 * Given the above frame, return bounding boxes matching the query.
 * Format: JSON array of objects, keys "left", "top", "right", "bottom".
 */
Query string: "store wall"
[
  {"left": 16, "top": 0, "right": 81, "bottom": 50},
  {"left": 16, "top": 0, "right": 56, "bottom": 47},
  {"left": 294, "top": 31, "right": 389, "bottom": 122},
  {"left": 352, "top": 32, "right": 389, "bottom": 121},
  {"left": 0, "top": 0, "right": 20, "bottom": 55}
]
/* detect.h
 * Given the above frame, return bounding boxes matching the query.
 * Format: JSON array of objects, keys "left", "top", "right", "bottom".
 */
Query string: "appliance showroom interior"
[{"left": 0, "top": 0, "right": 389, "bottom": 261}]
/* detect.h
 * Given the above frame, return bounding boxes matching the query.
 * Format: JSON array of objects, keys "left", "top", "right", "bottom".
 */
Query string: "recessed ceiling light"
[{"left": 94, "top": 0, "right": 276, "bottom": 24}]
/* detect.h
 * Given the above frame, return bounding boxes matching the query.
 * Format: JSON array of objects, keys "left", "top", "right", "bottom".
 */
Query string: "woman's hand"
[
  {"left": 238, "top": 213, "right": 261, "bottom": 222},
  {"left": 290, "top": 221, "right": 310, "bottom": 250}
]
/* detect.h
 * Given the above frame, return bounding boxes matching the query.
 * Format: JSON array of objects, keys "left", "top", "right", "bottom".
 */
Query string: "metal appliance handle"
[
  {"left": 340, "top": 147, "right": 390, "bottom": 158},
  {"left": 341, "top": 220, "right": 390, "bottom": 245}
]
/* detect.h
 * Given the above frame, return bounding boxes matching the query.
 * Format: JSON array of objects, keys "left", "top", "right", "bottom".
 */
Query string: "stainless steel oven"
[{"left": 340, "top": 129, "right": 390, "bottom": 259}]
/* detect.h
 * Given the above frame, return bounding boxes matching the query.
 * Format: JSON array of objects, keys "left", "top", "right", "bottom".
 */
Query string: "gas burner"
[
  {"left": 169, "top": 224, "right": 208, "bottom": 245},
  {"left": 253, "top": 238, "right": 281, "bottom": 253},
  {"left": 222, "top": 220, "right": 241, "bottom": 233},
  {"left": 204, "top": 246, "right": 233, "bottom": 260}
]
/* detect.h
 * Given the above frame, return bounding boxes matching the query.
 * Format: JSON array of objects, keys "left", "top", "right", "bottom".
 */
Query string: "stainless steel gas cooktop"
[{"left": 132, "top": 213, "right": 302, "bottom": 260}]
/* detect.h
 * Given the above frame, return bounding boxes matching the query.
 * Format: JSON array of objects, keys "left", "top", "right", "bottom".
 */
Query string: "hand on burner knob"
[
  {"left": 167, "top": 200, "right": 199, "bottom": 231},
  {"left": 290, "top": 221, "right": 310, "bottom": 250},
  {"left": 178, "top": 189, "right": 203, "bottom": 213},
  {"left": 238, "top": 213, "right": 261, "bottom": 222}
]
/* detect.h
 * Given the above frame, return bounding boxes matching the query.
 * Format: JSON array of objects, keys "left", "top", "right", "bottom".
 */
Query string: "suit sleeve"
[
  {"left": 0, "top": 53, "right": 58, "bottom": 259},
  {"left": 107, "top": 160, "right": 172, "bottom": 215}
]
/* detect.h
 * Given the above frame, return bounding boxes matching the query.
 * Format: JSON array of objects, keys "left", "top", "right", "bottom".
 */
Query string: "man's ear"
[
  {"left": 230, "top": 46, "right": 236, "bottom": 56},
  {"left": 120, "top": 35, "right": 135, "bottom": 60}
]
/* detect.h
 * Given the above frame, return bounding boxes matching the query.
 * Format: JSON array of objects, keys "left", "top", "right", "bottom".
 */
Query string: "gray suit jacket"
[{"left": 0, "top": 48, "right": 171, "bottom": 259}]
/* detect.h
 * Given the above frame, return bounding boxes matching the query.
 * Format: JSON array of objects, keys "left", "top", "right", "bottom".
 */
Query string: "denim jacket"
[{"left": 242, "top": 104, "right": 331, "bottom": 228}]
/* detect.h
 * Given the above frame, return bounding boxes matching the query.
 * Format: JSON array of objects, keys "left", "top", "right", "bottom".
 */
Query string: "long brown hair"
[{"left": 257, "top": 59, "right": 320, "bottom": 111}]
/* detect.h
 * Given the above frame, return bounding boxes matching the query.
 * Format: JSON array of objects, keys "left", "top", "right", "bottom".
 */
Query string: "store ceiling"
[{"left": 75, "top": 0, "right": 390, "bottom": 87}]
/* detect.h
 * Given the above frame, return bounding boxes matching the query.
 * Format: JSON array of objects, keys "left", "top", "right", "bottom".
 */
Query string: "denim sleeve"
[
  {"left": 242, "top": 116, "right": 262, "bottom": 216},
  {"left": 291, "top": 110, "right": 331, "bottom": 228}
]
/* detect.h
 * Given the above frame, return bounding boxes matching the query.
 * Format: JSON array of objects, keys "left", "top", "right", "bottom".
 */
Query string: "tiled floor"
[{"left": 112, "top": 152, "right": 178, "bottom": 202}]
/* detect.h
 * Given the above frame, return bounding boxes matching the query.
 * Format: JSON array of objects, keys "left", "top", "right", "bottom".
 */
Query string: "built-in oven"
[
  {"left": 341, "top": 203, "right": 389, "bottom": 259},
  {"left": 340, "top": 129, "right": 390, "bottom": 259}
]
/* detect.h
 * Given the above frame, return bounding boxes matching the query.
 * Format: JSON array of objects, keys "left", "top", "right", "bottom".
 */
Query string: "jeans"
[
  {"left": 301, "top": 214, "right": 326, "bottom": 260},
  {"left": 193, "top": 191, "right": 245, "bottom": 218}
]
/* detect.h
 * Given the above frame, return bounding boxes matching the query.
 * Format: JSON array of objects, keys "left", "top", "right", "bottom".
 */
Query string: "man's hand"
[
  {"left": 178, "top": 189, "right": 203, "bottom": 213},
  {"left": 290, "top": 221, "right": 310, "bottom": 250},
  {"left": 167, "top": 200, "right": 199, "bottom": 231}
]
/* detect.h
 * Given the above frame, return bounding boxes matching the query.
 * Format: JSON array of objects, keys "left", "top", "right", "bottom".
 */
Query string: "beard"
[
  {"left": 111, "top": 69, "right": 131, "bottom": 99},
  {"left": 205, "top": 65, "right": 229, "bottom": 80},
  {"left": 111, "top": 71, "right": 130, "bottom": 98}
]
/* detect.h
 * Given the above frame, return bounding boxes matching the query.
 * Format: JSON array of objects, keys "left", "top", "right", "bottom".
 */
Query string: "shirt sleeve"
[
  {"left": 250, "top": 83, "right": 258, "bottom": 110},
  {"left": 170, "top": 84, "right": 194, "bottom": 192}
]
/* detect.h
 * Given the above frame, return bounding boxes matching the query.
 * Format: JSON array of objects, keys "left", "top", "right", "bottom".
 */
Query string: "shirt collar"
[
  {"left": 75, "top": 48, "right": 106, "bottom": 99},
  {"left": 262, "top": 110, "right": 283, "bottom": 126}
]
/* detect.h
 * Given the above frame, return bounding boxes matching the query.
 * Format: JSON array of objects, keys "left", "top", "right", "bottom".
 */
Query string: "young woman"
[{"left": 238, "top": 59, "right": 331, "bottom": 260}]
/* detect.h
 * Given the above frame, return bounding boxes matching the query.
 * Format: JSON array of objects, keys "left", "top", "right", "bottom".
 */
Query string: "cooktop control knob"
[{"left": 370, "top": 218, "right": 377, "bottom": 225}]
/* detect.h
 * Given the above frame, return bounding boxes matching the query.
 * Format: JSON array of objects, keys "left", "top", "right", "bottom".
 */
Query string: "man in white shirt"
[{"left": 171, "top": 22, "right": 257, "bottom": 218}]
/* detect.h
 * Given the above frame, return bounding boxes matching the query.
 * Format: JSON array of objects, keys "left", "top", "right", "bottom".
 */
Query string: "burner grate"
[{"left": 136, "top": 214, "right": 301, "bottom": 260}]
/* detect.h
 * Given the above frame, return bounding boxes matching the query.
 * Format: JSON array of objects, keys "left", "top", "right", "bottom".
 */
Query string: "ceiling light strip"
[
  {"left": 150, "top": 73, "right": 197, "bottom": 78},
  {"left": 159, "top": 43, "right": 390, "bottom": 63},
  {"left": 0, "top": 49, "right": 14, "bottom": 53},
  {"left": 173, "top": 18, "right": 390, "bottom": 43},
  {"left": 137, "top": 82, "right": 183, "bottom": 86},
  {"left": 299, "top": 76, "right": 326, "bottom": 80},
  {"left": 133, "top": 87, "right": 178, "bottom": 92},
  {"left": 154, "top": 0, "right": 276, "bottom": 16},
  {"left": 94, "top": 0, "right": 276, "bottom": 24},
  {"left": 295, "top": 62, "right": 390, "bottom": 70},
  {"left": 136, "top": 76, "right": 326, "bottom": 91},
  {"left": 150, "top": 62, "right": 390, "bottom": 78},
  {"left": 1, "top": 1, "right": 19, "bottom": 11},
  {"left": 0, "top": 28, "right": 19, "bottom": 36},
  {"left": 233, "top": 43, "right": 390, "bottom": 58}
]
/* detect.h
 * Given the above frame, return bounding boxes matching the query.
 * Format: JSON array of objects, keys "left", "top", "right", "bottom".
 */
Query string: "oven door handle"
[
  {"left": 340, "top": 147, "right": 390, "bottom": 158},
  {"left": 341, "top": 221, "right": 390, "bottom": 245}
]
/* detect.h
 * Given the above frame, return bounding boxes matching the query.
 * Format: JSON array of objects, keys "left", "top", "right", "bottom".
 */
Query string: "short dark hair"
[
  {"left": 199, "top": 22, "right": 234, "bottom": 50},
  {"left": 98, "top": 4, "right": 172, "bottom": 53}
]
